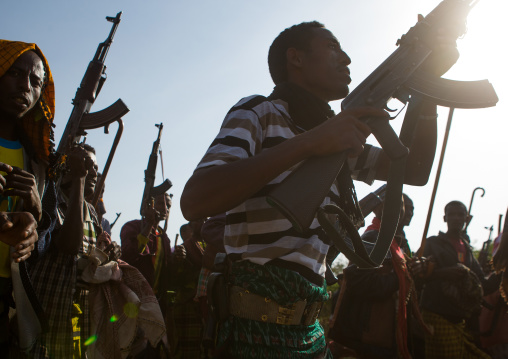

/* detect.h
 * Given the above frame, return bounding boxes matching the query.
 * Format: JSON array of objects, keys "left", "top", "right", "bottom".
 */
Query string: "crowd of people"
[{"left": 0, "top": 16, "right": 506, "bottom": 359}]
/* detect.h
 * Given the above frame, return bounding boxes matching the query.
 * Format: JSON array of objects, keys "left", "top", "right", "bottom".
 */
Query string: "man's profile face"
[
  {"left": 84, "top": 150, "right": 98, "bottom": 200},
  {"left": 296, "top": 28, "right": 351, "bottom": 102},
  {"left": 444, "top": 204, "right": 467, "bottom": 232},
  {"left": 402, "top": 198, "right": 414, "bottom": 227},
  {"left": 0, "top": 51, "right": 45, "bottom": 120}
]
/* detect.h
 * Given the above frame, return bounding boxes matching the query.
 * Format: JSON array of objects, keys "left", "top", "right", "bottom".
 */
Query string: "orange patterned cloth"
[{"left": 0, "top": 39, "right": 55, "bottom": 162}]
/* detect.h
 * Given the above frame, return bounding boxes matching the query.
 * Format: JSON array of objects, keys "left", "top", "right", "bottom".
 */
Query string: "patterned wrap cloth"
[
  {"left": 422, "top": 310, "right": 490, "bottom": 359},
  {"left": 28, "top": 201, "right": 167, "bottom": 358},
  {"left": 217, "top": 260, "right": 332, "bottom": 358},
  {"left": 0, "top": 39, "right": 55, "bottom": 162}
]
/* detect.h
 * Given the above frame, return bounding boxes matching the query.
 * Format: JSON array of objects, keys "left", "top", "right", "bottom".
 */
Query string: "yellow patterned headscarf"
[{"left": 0, "top": 39, "right": 55, "bottom": 162}]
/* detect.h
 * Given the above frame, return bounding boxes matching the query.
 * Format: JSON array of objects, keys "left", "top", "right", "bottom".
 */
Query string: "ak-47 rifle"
[
  {"left": 267, "top": 0, "right": 498, "bottom": 268},
  {"left": 359, "top": 184, "right": 387, "bottom": 218},
  {"left": 140, "top": 123, "right": 172, "bottom": 217},
  {"left": 109, "top": 212, "right": 122, "bottom": 230},
  {"left": 478, "top": 225, "right": 494, "bottom": 272},
  {"left": 56, "top": 12, "right": 129, "bottom": 208}
]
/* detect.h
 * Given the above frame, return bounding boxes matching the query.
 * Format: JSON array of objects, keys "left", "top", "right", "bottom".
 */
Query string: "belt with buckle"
[{"left": 229, "top": 286, "right": 322, "bottom": 326}]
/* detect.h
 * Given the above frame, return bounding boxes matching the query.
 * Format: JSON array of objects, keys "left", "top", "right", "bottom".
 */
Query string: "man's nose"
[
  {"left": 17, "top": 74, "right": 31, "bottom": 92},
  {"left": 340, "top": 50, "right": 351, "bottom": 66},
  {"left": 89, "top": 166, "right": 98, "bottom": 178}
]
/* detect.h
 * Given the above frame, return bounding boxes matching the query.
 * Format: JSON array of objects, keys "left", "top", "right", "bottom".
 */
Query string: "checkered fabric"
[
  {"left": 0, "top": 39, "right": 55, "bottom": 162},
  {"left": 194, "top": 267, "right": 211, "bottom": 300},
  {"left": 28, "top": 202, "right": 99, "bottom": 358},
  {"left": 422, "top": 310, "right": 491, "bottom": 359},
  {"left": 29, "top": 250, "right": 77, "bottom": 358}
]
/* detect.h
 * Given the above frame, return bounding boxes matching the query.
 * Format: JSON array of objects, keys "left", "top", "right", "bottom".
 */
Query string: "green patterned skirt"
[{"left": 217, "top": 260, "right": 332, "bottom": 358}]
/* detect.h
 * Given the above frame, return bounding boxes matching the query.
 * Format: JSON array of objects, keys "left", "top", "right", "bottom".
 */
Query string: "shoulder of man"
[
  {"left": 120, "top": 219, "right": 142, "bottom": 238},
  {"left": 227, "top": 95, "right": 268, "bottom": 114},
  {"left": 227, "top": 95, "right": 289, "bottom": 120},
  {"left": 422, "top": 235, "right": 441, "bottom": 255}
]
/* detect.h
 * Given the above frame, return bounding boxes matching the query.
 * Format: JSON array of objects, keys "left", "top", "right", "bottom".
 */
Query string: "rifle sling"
[
  {"left": 18, "top": 261, "right": 48, "bottom": 331},
  {"left": 369, "top": 96, "right": 424, "bottom": 265},
  {"left": 319, "top": 96, "right": 423, "bottom": 267},
  {"left": 318, "top": 206, "right": 377, "bottom": 268}
]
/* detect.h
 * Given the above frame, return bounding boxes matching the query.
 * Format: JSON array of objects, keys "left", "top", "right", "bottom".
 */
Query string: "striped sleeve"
[
  {"left": 347, "top": 144, "right": 381, "bottom": 184},
  {"left": 196, "top": 96, "right": 264, "bottom": 170}
]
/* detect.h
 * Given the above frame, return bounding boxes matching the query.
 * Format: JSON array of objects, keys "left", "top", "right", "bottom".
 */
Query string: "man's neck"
[
  {"left": 143, "top": 218, "right": 161, "bottom": 229},
  {"left": 0, "top": 115, "right": 17, "bottom": 141},
  {"left": 446, "top": 229, "right": 462, "bottom": 239},
  {"left": 287, "top": 80, "right": 331, "bottom": 103}
]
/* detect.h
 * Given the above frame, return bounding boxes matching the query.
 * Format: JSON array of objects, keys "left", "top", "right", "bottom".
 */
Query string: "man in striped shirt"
[{"left": 181, "top": 21, "right": 445, "bottom": 358}]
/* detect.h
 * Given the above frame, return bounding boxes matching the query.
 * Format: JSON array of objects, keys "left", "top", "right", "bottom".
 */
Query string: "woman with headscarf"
[{"left": 0, "top": 39, "right": 57, "bottom": 355}]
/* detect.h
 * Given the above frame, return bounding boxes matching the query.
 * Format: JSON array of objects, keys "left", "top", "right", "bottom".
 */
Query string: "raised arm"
[{"left": 53, "top": 146, "right": 93, "bottom": 255}]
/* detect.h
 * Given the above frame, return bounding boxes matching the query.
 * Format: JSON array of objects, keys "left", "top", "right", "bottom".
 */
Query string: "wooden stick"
[{"left": 417, "top": 107, "right": 455, "bottom": 257}]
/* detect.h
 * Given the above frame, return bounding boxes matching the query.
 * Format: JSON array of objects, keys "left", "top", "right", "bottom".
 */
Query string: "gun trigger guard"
[
  {"left": 385, "top": 102, "right": 407, "bottom": 118},
  {"left": 384, "top": 104, "right": 397, "bottom": 113}
]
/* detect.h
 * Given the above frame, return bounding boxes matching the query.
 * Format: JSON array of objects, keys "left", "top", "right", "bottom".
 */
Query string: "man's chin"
[
  {"left": 329, "top": 88, "right": 349, "bottom": 102},
  {"left": 1, "top": 107, "right": 29, "bottom": 120},
  {"left": 85, "top": 189, "right": 95, "bottom": 202}
]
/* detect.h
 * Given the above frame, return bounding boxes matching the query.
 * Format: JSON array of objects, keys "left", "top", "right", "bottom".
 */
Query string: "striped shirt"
[{"left": 195, "top": 95, "right": 380, "bottom": 285}]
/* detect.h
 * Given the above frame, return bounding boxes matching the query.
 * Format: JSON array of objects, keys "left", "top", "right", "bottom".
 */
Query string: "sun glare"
[{"left": 450, "top": 1, "right": 507, "bottom": 81}]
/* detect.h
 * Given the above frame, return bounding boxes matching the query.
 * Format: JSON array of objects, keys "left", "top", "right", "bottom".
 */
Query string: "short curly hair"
[
  {"left": 268, "top": 21, "right": 325, "bottom": 85},
  {"left": 444, "top": 200, "right": 467, "bottom": 214},
  {"left": 82, "top": 143, "right": 96, "bottom": 154}
]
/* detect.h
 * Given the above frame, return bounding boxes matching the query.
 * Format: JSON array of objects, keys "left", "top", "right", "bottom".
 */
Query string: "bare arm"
[
  {"left": 53, "top": 146, "right": 93, "bottom": 255},
  {"left": 181, "top": 107, "right": 388, "bottom": 220},
  {"left": 54, "top": 177, "right": 85, "bottom": 255}
]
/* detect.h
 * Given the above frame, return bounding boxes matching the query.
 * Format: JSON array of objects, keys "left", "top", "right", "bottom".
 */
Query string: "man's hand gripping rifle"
[
  {"left": 140, "top": 123, "right": 172, "bottom": 218},
  {"left": 55, "top": 12, "right": 129, "bottom": 207},
  {"left": 267, "top": 0, "right": 498, "bottom": 268}
]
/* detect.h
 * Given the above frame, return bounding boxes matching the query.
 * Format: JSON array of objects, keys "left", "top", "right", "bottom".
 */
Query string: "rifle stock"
[{"left": 267, "top": 0, "right": 498, "bottom": 234}]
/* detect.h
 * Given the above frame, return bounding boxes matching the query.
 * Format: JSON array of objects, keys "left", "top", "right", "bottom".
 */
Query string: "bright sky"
[{"left": 3, "top": 0, "right": 507, "bottom": 257}]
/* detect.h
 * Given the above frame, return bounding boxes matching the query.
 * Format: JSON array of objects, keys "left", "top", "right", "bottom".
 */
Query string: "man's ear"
[{"left": 286, "top": 48, "right": 304, "bottom": 68}]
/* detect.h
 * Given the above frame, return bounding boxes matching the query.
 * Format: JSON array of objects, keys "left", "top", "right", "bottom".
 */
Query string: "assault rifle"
[
  {"left": 478, "top": 225, "right": 494, "bottom": 272},
  {"left": 359, "top": 184, "right": 387, "bottom": 218},
  {"left": 109, "top": 212, "right": 122, "bottom": 230},
  {"left": 56, "top": 12, "right": 129, "bottom": 207},
  {"left": 140, "top": 123, "right": 172, "bottom": 217},
  {"left": 267, "top": 0, "right": 498, "bottom": 267}
]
